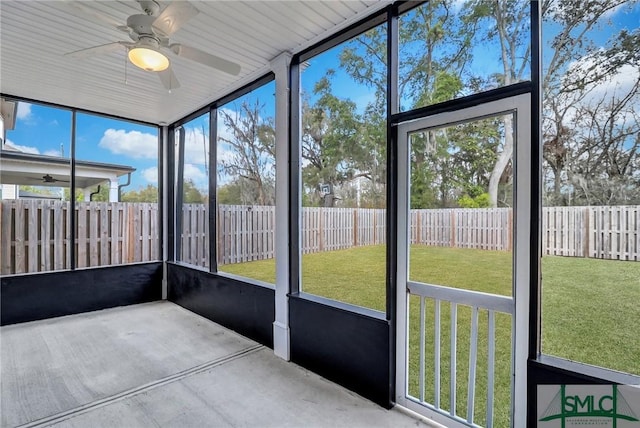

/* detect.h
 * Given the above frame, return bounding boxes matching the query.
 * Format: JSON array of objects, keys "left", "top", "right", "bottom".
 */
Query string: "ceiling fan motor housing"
[
  {"left": 136, "top": 35, "right": 161, "bottom": 50},
  {"left": 126, "top": 14, "right": 159, "bottom": 41}
]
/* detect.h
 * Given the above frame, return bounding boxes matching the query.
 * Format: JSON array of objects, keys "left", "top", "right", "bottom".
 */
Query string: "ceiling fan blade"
[
  {"left": 22, "top": 177, "right": 47, "bottom": 185},
  {"left": 42, "top": 174, "right": 70, "bottom": 183},
  {"left": 158, "top": 66, "right": 181, "bottom": 91},
  {"left": 152, "top": 1, "right": 199, "bottom": 37},
  {"left": 65, "top": 42, "right": 130, "bottom": 58},
  {"left": 62, "top": 1, "right": 124, "bottom": 29},
  {"left": 169, "top": 44, "right": 241, "bottom": 76}
]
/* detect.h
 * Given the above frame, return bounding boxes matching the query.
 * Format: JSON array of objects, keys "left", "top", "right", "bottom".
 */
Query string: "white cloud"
[
  {"left": 4, "top": 139, "right": 39, "bottom": 154},
  {"left": 142, "top": 164, "right": 206, "bottom": 187},
  {"left": 564, "top": 56, "right": 639, "bottom": 111},
  {"left": 142, "top": 167, "right": 158, "bottom": 184},
  {"left": 545, "top": 0, "right": 632, "bottom": 23},
  {"left": 16, "top": 103, "right": 32, "bottom": 121},
  {"left": 183, "top": 163, "right": 207, "bottom": 187},
  {"left": 450, "top": 0, "right": 466, "bottom": 12},
  {"left": 98, "top": 129, "right": 157, "bottom": 159},
  {"left": 43, "top": 149, "right": 63, "bottom": 157},
  {"left": 556, "top": 56, "right": 639, "bottom": 138},
  {"left": 182, "top": 125, "right": 209, "bottom": 166},
  {"left": 217, "top": 142, "right": 235, "bottom": 164}
]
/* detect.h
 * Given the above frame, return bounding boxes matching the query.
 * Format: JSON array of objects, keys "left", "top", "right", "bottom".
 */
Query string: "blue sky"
[
  {"left": 5, "top": 103, "right": 158, "bottom": 192},
  {"left": 5, "top": 1, "right": 637, "bottom": 194}
]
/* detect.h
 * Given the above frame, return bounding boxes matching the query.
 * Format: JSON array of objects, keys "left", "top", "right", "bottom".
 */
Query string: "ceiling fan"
[
  {"left": 42, "top": 174, "right": 70, "bottom": 184},
  {"left": 64, "top": 0, "right": 241, "bottom": 90}
]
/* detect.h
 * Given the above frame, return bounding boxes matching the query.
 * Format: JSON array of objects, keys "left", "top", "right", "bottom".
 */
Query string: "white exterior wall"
[{"left": 1, "top": 184, "right": 18, "bottom": 200}]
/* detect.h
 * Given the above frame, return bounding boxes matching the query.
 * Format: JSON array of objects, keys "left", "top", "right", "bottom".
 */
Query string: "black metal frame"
[
  {"left": 166, "top": 125, "right": 176, "bottom": 262},
  {"left": 170, "top": 72, "right": 275, "bottom": 273},
  {"left": 208, "top": 107, "right": 218, "bottom": 272},
  {"left": 157, "top": 126, "right": 165, "bottom": 263},
  {"left": 0, "top": 94, "right": 163, "bottom": 271},
  {"left": 290, "top": 3, "right": 392, "bottom": 313},
  {"left": 174, "top": 126, "right": 186, "bottom": 262},
  {"left": 289, "top": 61, "right": 302, "bottom": 295},
  {"left": 0, "top": 93, "right": 158, "bottom": 128},
  {"left": 386, "top": 3, "right": 400, "bottom": 405},
  {"left": 70, "top": 111, "right": 77, "bottom": 270},
  {"left": 529, "top": 0, "right": 543, "bottom": 362}
]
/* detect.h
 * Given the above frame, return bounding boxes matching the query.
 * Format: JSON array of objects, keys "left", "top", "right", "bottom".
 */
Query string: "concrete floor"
[{"left": 1, "top": 302, "right": 429, "bottom": 428}]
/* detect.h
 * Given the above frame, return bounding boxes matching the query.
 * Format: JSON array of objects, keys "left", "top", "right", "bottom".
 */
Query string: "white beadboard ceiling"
[{"left": 0, "top": 0, "right": 391, "bottom": 125}]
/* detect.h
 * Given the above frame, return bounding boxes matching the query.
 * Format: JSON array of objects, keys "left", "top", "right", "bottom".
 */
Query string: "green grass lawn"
[{"left": 221, "top": 245, "right": 640, "bottom": 426}]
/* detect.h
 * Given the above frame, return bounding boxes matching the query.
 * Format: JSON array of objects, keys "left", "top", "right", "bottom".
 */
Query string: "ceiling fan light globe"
[{"left": 128, "top": 47, "right": 169, "bottom": 72}]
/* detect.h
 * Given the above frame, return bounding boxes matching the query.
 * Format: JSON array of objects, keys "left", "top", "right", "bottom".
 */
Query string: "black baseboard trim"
[
  {"left": 167, "top": 263, "right": 275, "bottom": 347},
  {"left": 289, "top": 294, "right": 392, "bottom": 408},
  {"left": 1, "top": 262, "right": 163, "bottom": 325}
]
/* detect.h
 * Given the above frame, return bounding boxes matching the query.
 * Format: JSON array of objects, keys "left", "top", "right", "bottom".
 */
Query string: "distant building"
[{"left": 0, "top": 99, "right": 135, "bottom": 202}]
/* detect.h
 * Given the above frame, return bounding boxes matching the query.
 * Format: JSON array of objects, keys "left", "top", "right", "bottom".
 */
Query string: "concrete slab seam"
[{"left": 16, "top": 344, "right": 264, "bottom": 428}]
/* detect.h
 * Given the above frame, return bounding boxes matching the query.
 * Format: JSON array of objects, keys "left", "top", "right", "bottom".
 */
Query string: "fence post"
[
  {"left": 319, "top": 208, "right": 324, "bottom": 252},
  {"left": 450, "top": 210, "right": 456, "bottom": 248},
  {"left": 582, "top": 207, "right": 589, "bottom": 258},
  {"left": 14, "top": 200, "right": 26, "bottom": 273},
  {"left": 217, "top": 206, "right": 222, "bottom": 265},
  {"left": 353, "top": 209, "right": 358, "bottom": 247},
  {"left": 373, "top": 210, "right": 377, "bottom": 245},
  {"left": 127, "top": 205, "right": 136, "bottom": 263},
  {"left": 0, "top": 201, "right": 11, "bottom": 274}
]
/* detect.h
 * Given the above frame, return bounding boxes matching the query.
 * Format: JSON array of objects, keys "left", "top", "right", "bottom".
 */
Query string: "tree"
[
  {"left": 121, "top": 184, "right": 158, "bottom": 203},
  {"left": 217, "top": 177, "right": 273, "bottom": 205},
  {"left": 335, "top": 2, "right": 503, "bottom": 208},
  {"left": 19, "top": 185, "right": 60, "bottom": 198},
  {"left": 301, "top": 73, "right": 363, "bottom": 206},
  {"left": 182, "top": 179, "right": 206, "bottom": 204},
  {"left": 217, "top": 181, "right": 243, "bottom": 205},
  {"left": 541, "top": 0, "right": 640, "bottom": 205},
  {"left": 461, "top": 0, "right": 530, "bottom": 206},
  {"left": 310, "top": 0, "right": 637, "bottom": 209},
  {"left": 557, "top": 78, "right": 640, "bottom": 205},
  {"left": 218, "top": 99, "right": 275, "bottom": 206}
]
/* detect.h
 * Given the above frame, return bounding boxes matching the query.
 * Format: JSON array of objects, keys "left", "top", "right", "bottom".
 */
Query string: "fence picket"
[
  {"left": 2, "top": 201, "right": 639, "bottom": 275},
  {"left": 40, "top": 201, "right": 52, "bottom": 271},
  {"left": 27, "top": 202, "right": 38, "bottom": 272},
  {"left": 112, "top": 203, "right": 121, "bottom": 265},
  {"left": 77, "top": 203, "right": 87, "bottom": 268}
]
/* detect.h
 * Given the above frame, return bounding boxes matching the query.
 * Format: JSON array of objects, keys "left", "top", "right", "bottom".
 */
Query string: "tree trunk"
[
  {"left": 488, "top": 2, "right": 514, "bottom": 208},
  {"left": 488, "top": 115, "right": 513, "bottom": 207}
]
